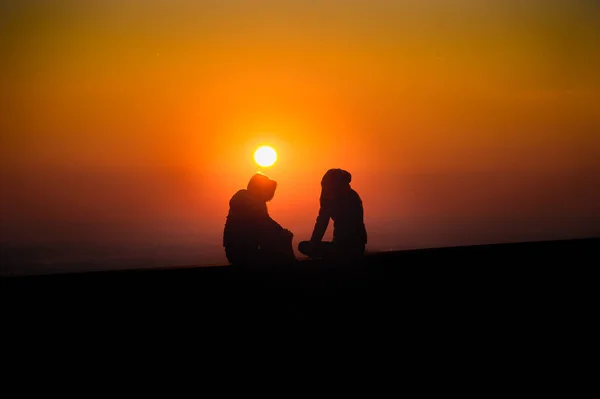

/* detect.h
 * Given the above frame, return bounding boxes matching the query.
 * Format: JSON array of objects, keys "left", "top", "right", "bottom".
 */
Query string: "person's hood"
[
  {"left": 247, "top": 173, "right": 277, "bottom": 202},
  {"left": 321, "top": 168, "right": 351, "bottom": 188},
  {"left": 229, "top": 189, "right": 268, "bottom": 214}
]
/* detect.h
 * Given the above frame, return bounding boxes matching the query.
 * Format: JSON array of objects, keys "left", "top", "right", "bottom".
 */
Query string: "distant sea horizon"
[{"left": 2, "top": 233, "right": 597, "bottom": 277}]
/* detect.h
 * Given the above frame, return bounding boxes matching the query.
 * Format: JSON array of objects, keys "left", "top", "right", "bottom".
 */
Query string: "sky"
[{"left": 1, "top": 0, "right": 599, "bottom": 273}]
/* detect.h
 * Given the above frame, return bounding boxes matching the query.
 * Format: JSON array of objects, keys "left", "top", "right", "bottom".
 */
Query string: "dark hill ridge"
[{"left": 3, "top": 237, "right": 598, "bottom": 333}]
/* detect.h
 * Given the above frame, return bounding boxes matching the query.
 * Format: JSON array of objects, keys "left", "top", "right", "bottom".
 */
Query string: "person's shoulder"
[
  {"left": 349, "top": 188, "right": 363, "bottom": 202},
  {"left": 229, "top": 189, "right": 249, "bottom": 205},
  {"left": 230, "top": 190, "right": 267, "bottom": 212}
]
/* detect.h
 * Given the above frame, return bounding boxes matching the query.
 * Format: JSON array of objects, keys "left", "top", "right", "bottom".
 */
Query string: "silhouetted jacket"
[
  {"left": 223, "top": 189, "right": 286, "bottom": 251},
  {"left": 310, "top": 188, "right": 367, "bottom": 245}
]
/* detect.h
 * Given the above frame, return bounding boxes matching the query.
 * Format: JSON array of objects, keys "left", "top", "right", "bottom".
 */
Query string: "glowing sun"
[{"left": 254, "top": 145, "right": 277, "bottom": 167}]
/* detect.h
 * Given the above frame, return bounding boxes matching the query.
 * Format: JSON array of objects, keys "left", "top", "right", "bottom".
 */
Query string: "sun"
[{"left": 254, "top": 145, "right": 277, "bottom": 167}]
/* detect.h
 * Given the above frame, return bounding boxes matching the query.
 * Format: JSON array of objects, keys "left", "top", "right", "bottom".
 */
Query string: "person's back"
[
  {"left": 223, "top": 188, "right": 266, "bottom": 264},
  {"left": 327, "top": 188, "right": 367, "bottom": 247},
  {"left": 299, "top": 169, "right": 367, "bottom": 260},
  {"left": 223, "top": 173, "right": 296, "bottom": 266}
]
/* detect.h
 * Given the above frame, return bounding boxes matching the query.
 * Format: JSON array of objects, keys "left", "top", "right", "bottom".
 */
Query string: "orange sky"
[{"left": 1, "top": 1, "right": 599, "bottom": 268}]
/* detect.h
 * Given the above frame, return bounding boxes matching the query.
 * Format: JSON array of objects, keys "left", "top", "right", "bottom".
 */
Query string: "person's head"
[
  {"left": 247, "top": 173, "right": 277, "bottom": 202},
  {"left": 320, "top": 168, "right": 352, "bottom": 200}
]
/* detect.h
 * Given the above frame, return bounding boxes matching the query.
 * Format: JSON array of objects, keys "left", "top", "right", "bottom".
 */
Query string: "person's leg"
[
  {"left": 225, "top": 246, "right": 241, "bottom": 265},
  {"left": 298, "top": 241, "right": 334, "bottom": 259},
  {"left": 326, "top": 242, "right": 365, "bottom": 262},
  {"left": 298, "top": 241, "right": 312, "bottom": 256},
  {"left": 225, "top": 245, "right": 259, "bottom": 266},
  {"left": 275, "top": 231, "right": 298, "bottom": 263},
  {"left": 261, "top": 231, "right": 297, "bottom": 265}
]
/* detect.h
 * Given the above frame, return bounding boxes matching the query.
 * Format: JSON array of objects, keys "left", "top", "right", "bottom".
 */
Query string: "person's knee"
[
  {"left": 298, "top": 241, "right": 311, "bottom": 255},
  {"left": 226, "top": 246, "right": 258, "bottom": 265}
]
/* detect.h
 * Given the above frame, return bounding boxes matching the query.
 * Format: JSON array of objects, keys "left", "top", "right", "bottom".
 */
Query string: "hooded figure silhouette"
[
  {"left": 223, "top": 173, "right": 296, "bottom": 266},
  {"left": 298, "top": 168, "right": 367, "bottom": 260}
]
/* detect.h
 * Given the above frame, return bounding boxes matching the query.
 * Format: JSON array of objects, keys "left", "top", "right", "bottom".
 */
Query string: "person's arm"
[
  {"left": 357, "top": 196, "right": 367, "bottom": 244},
  {"left": 310, "top": 200, "right": 331, "bottom": 242},
  {"left": 261, "top": 214, "right": 285, "bottom": 234},
  {"left": 254, "top": 205, "right": 291, "bottom": 242}
]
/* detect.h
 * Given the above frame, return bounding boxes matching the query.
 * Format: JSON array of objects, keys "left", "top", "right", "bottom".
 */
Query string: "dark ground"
[
  {"left": 3, "top": 238, "right": 596, "bottom": 392},
  {"left": 3, "top": 238, "right": 597, "bottom": 333}
]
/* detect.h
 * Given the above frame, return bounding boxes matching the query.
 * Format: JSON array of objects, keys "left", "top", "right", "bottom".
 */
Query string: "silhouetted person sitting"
[
  {"left": 298, "top": 168, "right": 367, "bottom": 261},
  {"left": 223, "top": 173, "right": 297, "bottom": 267}
]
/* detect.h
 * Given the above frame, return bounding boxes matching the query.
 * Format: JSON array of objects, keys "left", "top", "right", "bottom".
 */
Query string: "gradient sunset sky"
[{"left": 1, "top": 0, "right": 599, "bottom": 269}]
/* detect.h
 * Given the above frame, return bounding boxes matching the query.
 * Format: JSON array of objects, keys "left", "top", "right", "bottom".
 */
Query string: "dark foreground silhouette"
[
  {"left": 223, "top": 173, "right": 297, "bottom": 266},
  {"left": 299, "top": 168, "right": 367, "bottom": 261},
  {"left": 3, "top": 238, "right": 598, "bottom": 337}
]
